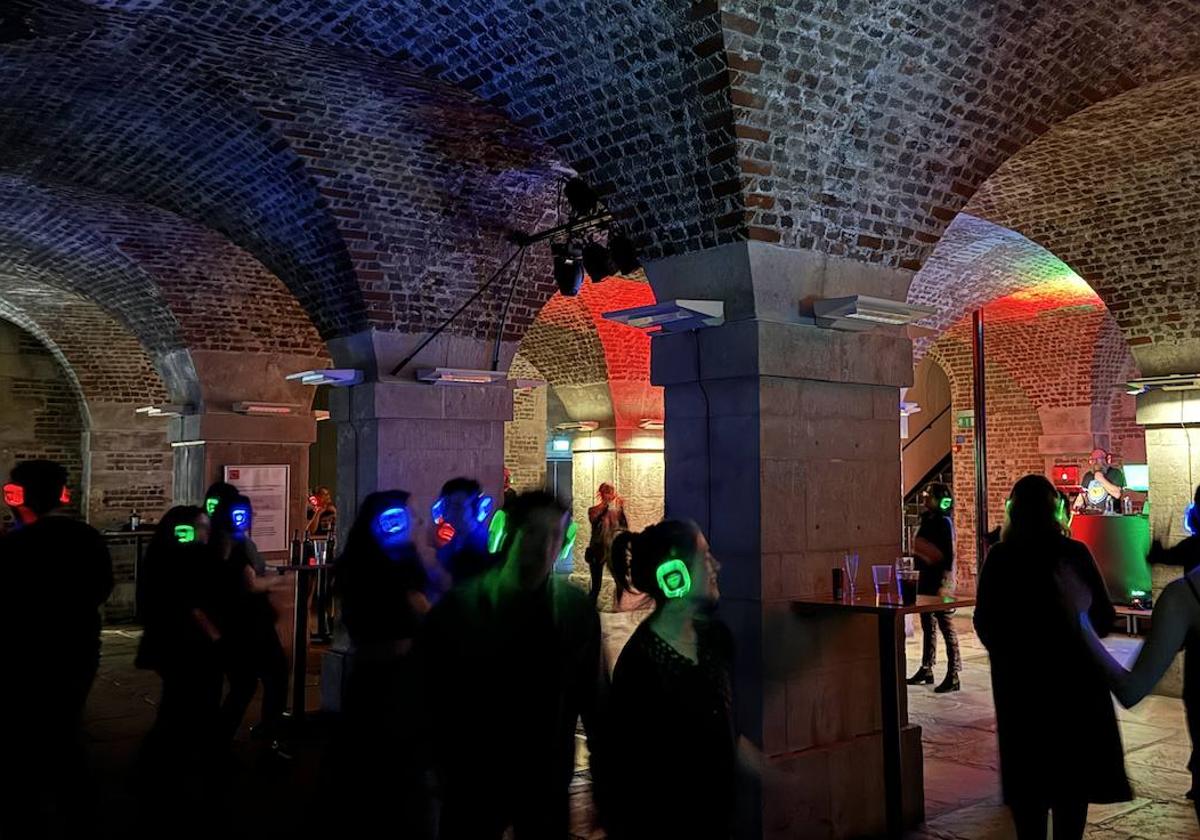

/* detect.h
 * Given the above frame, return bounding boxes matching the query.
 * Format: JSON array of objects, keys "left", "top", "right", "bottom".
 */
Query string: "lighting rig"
[{"left": 390, "top": 177, "right": 641, "bottom": 378}]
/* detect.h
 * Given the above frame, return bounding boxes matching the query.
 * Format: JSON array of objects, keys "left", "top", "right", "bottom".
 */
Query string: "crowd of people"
[{"left": 5, "top": 454, "right": 1200, "bottom": 840}]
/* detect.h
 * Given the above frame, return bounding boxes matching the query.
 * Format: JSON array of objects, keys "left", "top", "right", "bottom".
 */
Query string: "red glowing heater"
[{"left": 1052, "top": 464, "right": 1080, "bottom": 490}]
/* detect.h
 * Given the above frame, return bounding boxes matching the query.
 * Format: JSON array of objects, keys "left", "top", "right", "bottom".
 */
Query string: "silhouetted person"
[
  {"left": 907, "top": 482, "right": 961, "bottom": 693},
  {"left": 431, "top": 477, "right": 499, "bottom": 585},
  {"left": 587, "top": 482, "right": 628, "bottom": 605},
  {"left": 205, "top": 481, "right": 266, "bottom": 575},
  {"left": 605, "top": 520, "right": 734, "bottom": 839},
  {"left": 327, "top": 490, "right": 433, "bottom": 837},
  {"left": 502, "top": 466, "right": 517, "bottom": 510},
  {"left": 210, "top": 495, "right": 289, "bottom": 754},
  {"left": 134, "top": 506, "right": 224, "bottom": 834},
  {"left": 420, "top": 491, "right": 604, "bottom": 839},
  {"left": 974, "top": 474, "right": 1130, "bottom": 840},
  {"left": 305, "top": 485, "right": 337, "bottom": 536},
  {"left": 1, "top": 460, "right": 113, "bottom": 838},
  {"left": 1063, "top": 485, "right": 1200, "bottom": 824}
]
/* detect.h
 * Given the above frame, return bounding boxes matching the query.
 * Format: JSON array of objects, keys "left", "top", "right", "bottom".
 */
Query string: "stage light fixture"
[
  {"left": 581, "top": 242, "right": 614, "bottom": 284},
  {"left": 564, "top": 178, "right": 599, "bottom": 215},
  {"left": 552, "top": 242, "right": 584, "bottom": 296},
  {"left": 607, "top": 231, "right": 641, "bottom": 274}
]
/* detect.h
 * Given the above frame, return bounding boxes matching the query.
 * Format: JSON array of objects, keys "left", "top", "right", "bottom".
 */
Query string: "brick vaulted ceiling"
[{"left": 3, "top": 0, "right": 1200, "bottom": 374}]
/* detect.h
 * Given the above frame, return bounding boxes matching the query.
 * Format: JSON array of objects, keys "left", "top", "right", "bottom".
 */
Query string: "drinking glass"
[
  {"left": 312, "top": 537, "right": 328, "bottom": 565},
  {"left": 842, "top": 553, "right": 860, "bottom": 596},
  {"left": 872, "top": 564, "right": 896, "bottom": 600}
]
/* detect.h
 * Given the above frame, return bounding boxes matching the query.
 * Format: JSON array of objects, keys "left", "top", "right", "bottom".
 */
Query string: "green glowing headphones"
[
  {"left": 939, "top": 495, "right": 953, "bottom": 512},
  {"left": 174, "top": 524, "right": 196, "bottom": 544},
  {"left": 656, "top": 556, "right": 692, "bottom": 599},
  {"left": 486, "top": 509, "right": 578, "bottom": 565}
]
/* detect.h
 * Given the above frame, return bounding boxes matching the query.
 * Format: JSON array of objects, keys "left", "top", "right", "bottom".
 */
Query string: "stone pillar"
[
  {"left": 84, "top": 404, "right": 172, "bottom": 529},
  {"left": 328, "top": 379, "right": 510, "bottom": 547},
  {"left": 647, "top": 243, "right": 920, "bottom": 839},
  {"left": 169, "top": 411, "right": 316, "bottom": 561}
]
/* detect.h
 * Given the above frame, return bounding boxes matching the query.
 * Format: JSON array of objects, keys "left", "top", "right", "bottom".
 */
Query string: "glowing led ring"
[
  {"left": 230, "top": 505, "right": 251, "bottom": 530},
  {"left": 656, "top": 557, "right": 692, "bottom": 599},
  {"left": 377, "top": 506, "right": 409, "bottom": 536}
]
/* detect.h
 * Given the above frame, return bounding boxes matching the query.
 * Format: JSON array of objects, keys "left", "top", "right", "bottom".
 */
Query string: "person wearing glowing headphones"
[
  {"left": 1060, "top": 485, "right": 1200, "bottom": 827},
  {"left": 974, "top": 475, "right": 1129, "bottom": 840},
  {"left": 908, "top": 482, "right": 962, "bottom": 693},
  {"left": 431, "top": 477, "right": 500, "bottom": 586},
  {"left": 603, "top": 520, "right": 733, "bottom": 839},
  {"left": 420, "top": 491, "right": 603, "bottom": 839},
  {"left": 1, "top": 460, "right": 113, "bottom": 837}
]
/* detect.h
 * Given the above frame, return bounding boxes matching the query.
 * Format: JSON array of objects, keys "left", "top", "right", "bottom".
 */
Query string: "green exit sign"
[{"left": 955, "top": 411, "right": 974, "bottom": 429}]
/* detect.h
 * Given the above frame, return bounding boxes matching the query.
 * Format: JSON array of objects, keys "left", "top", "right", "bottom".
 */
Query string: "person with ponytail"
[
  {"left": 974, "top": 475, "right": 1130, "bottom": 840},
  {"left": 605, "top": 520, "right": 734, "bottom": 839},
  {"left": 1060, "top": 484, "right": 1200, "bottom": 826}
]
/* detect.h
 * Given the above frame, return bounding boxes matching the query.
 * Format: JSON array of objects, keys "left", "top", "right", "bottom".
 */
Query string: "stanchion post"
[{"left": 289, "top": 568, "right": 310, "bottom": 720}]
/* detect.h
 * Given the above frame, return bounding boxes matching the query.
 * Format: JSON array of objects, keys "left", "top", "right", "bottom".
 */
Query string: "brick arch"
[
  {"left": 515, "top": 278, "right": 662, "bottom": 429},
  {"left": 966, "top": 73, "right": 1200, "bottom": 374},
  {"left": 16, "top": 0, "right": 743, "bottom": 264},
  {"left": 0, "top": 34, "right": 365, "bottom": 339}
]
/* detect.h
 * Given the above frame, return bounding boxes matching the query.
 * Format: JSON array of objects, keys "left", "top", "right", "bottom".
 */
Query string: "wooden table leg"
[{"left": 878, "top": 612, "right": 904, "bottom": 836}]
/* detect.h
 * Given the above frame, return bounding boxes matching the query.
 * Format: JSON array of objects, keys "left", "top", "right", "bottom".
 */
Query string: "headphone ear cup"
[
  {"left": 559, "top": 521, "right": 578, "bottom": 565},
  {"left": 477, "top": 495, "right": 494, "bottom": 524},
  {"left": 487, "top": 510, "right": 508, "bottom": 554}
]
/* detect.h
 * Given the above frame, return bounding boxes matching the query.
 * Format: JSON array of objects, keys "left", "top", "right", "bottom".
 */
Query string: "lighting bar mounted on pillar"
[
  {"left": 1125, "top": 373, "right": 1200, "bottom": 396},
  {"left": 285, "top": 369, "right": 363, "bottom": 388},
  {"left": 555, "top": 420, "right": 600, "bottom": 432},
  {"left": 135, "top": 404, "right": 188, "bottom": 418},
  {"left": 416, "top": 367, "right": 510, "bottom": 386},
  {"left": 232, "top": 402, "right": 299, "bottom": 416},
  {"left": 601, "top": 299, "right": 725, "bottom": 334},
  {"left": 812, "top": 295, "right": 935, "bottom": 331}
]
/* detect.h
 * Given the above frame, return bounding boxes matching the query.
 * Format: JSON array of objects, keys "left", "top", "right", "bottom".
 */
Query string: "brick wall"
[
  {"left": 0, "top": 321, "right": 85, "bottom": 528},
  {"left": 505, "top": 352, "right": 549, "bottom": 493},
  {"left": 928, "top": 294, "right": 1144, "bottom": 593}
]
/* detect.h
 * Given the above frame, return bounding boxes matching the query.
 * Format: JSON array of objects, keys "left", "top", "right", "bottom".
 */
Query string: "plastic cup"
[
  {"left": 898, "top": 569, "right": 920, "bottom": 606},
  {"left": 873, "top": 564, "right": 896, "bottom": 600},
  {"left": 843, "top": 553, "right": 860, "bottom": 595}
]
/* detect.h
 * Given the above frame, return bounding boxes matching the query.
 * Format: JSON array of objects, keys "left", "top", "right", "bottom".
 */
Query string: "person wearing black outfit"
[
  {"left": 604, "top": 519, "right": 734, "bottom": 839},
  {"left": 431, "top": 477, "right": 498, "bottom": 585},
  {"left": 907, "top": 482, "right": 961, "bottom": 693},
  {"left": 328, "top": 490, "right": 434, "bottom": 837},
  {"left": 205, "top": 481, "right": 266, "bottom": 574},
  {"left": 210, "top": 495, "right": 289, "bottom": 754},
  {"left": 420, "top": 491, "right": 605, "bottom": 839},
  {"left": 975, "top": 474, "right": 1130, "bottom": 840},
  {"left": 586, "top": 482, "right": 628, "bottom": 605},
  {"left": 1, "top": 459, "right": 114, "bottom": 838},
  {"left": 1063, "top": 485, "right": 1200, "bottom": 825}
]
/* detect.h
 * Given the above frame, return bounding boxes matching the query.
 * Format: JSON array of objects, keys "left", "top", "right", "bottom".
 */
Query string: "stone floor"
[{"left": 76, "top": 611, "right": 1196, "bottom": 839}]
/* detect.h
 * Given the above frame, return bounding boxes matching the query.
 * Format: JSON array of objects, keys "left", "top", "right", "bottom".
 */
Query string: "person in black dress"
[
  {"left": 604, "top": 519, "right": 734, "bottom": 839},
  {"left": 586, "top": 482, "right": 629, "bottom": 605},
  {"left": 908, "top": 482, "right": 961, "bottom": 693},
  {"left": 420, "top": 491, "right": 604, "bottom": 839},
  {"left": 974, "top": 474, "right": 1131, "bottom": 840},
  {"left": 327, "top": 490, "right": 433, "bottom": 837},
  {"left": 1, "top": 459, "right": 114, "bottom": 837}
]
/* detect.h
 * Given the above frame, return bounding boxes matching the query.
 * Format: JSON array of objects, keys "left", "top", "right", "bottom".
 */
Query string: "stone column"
[
  {"left": 328, "top": 380, "right": 510, "bottom": 541},
  {"left": 647, "top": 243, "right": 921, "bottom": 838},
  {"left": 84, "top": 403, "right": 172, "bottom": 529},
  {"left": 169, "top": 411, "right": 317, "bottom": 561}
]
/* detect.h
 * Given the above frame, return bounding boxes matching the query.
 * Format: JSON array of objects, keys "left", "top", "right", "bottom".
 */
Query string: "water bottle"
[
  {"left": 1122, "top": 495, "right": 1133, "bottom": 516},
  {"left": 129, "top": 510, "right": 141, "bottom": 530}
]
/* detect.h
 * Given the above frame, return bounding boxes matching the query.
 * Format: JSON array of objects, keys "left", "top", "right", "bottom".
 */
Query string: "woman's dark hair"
[
  {"left": 205, "top": 481, "right": 239, "bottom": 506},
  {"left": 139, "top": 506, "right": 207, "bottom": 617},
  {"left": 10, "top": 459, "right": 68, "bottom": 514},
  {"left": 926, "top": 482, "right": 951, "bottom": 504},
  {"left": 1002, "top": 474, "right": 1068, "bottom": 544},
  {"left": 609, "top": 520, "right": 702, "bottom": 606}
]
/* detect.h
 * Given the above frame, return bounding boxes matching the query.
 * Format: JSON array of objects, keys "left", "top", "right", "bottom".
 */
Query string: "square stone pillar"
[
  {"left": 653, "top": 318, "right": 920, "bottom": 837},
  {"left": 329, "top": 379, "right": 511, "bottom": 546}
]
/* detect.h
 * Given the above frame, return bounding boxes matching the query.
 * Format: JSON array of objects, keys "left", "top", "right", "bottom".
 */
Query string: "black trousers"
[
  {"left": 920, "top": 610, "right": 961, "bottom": 673},
  {"left": 221, "top": 624, "right": 288, "bottom": 738}
]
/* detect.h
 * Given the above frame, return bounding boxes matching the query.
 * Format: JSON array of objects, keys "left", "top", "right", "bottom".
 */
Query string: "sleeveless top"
[{"left": 1183, "top": 574, "right": 1200, "bottom": 797}]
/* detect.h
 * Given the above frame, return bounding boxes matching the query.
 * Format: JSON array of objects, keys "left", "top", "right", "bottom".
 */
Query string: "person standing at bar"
[
  {"left": 1073, "top": 448, "right": 1125, "bottom": 512},
  {"left": 907, "top": 482, "right": 961, "bottom": 693},
  {"left": 975, "top": 475, "right": 1130, "bottom": 840},
  {"left": 1, "top": 460, "right": 113, "bottom": 837},
  {"left": 587, "top": 482, "right": 628, "bottom": 606}
]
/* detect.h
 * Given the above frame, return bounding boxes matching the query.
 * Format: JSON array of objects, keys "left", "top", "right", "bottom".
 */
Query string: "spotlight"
[
  {"left": 608, "top": 231, "right": 641, "bottom": 274},
  {"left": 581, "top": 242, "right": 614, "bottom": 284},
  {"left": 564, "top": 178, "right": 599, "bottom": 215},
  {"left": 552, "top": 242, "right": 584, "bottom": 296}
]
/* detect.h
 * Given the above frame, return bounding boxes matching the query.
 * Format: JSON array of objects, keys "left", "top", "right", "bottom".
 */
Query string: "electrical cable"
[{"left": 491, "top": 246, "right": 527, "bottom": 372}]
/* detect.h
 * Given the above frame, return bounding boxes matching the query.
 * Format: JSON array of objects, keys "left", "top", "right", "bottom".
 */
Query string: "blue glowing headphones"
[
  {"left": 377, "top": 506, "right": 410, "bottom": 537},
  {"left": 486, "top": 509, "right": 577, "bottom": 564},
  {"left": 1185, "top": 502, "right": 1198, "bottom": 537},
  {"left": 229, "top": 504, "right": 251, "bottom": 532},
  {"left": 432, "top": 493, "right": 494, "bottom": 526}
]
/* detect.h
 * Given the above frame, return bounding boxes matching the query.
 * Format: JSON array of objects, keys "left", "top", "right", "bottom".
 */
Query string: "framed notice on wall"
[{"left": 223, "top": 464, "right": 290, "bottom": 553}]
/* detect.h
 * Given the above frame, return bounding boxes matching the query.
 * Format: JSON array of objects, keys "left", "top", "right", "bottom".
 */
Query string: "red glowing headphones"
[{"left": 3, "top": 482, "right": 70, "bottom": 507}]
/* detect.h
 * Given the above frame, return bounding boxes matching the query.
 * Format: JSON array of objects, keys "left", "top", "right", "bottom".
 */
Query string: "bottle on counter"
[
  {"left": 1122, "top": 495, "right": 1133, "bottom": 515},
  {"left": 129, "top": 510, "right": 141, "bottom": 530}
]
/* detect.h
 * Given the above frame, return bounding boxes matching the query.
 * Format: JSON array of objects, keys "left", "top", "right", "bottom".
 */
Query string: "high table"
[
  {"left": 791, "top": 592, "right": 976, "bottom": 837},
  {"left": 274, "top": 563, "right": 328, "bottom": 725}
]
